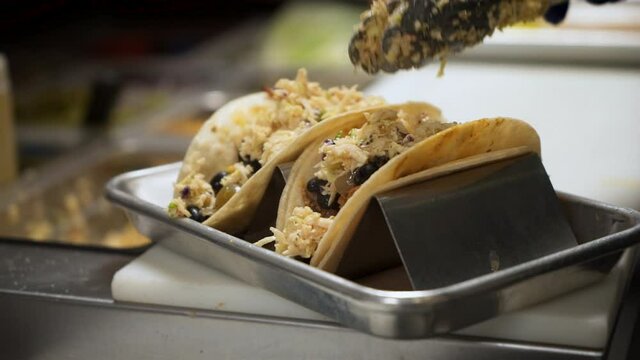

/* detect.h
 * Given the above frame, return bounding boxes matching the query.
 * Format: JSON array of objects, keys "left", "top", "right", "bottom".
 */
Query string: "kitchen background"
[{"left": 1, "top": 0, "right": 639, "bottom": 249}]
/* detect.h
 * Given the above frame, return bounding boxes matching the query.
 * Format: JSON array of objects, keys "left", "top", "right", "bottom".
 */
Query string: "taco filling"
[
  {"left": 168, "top": 69, "right": 384, "bottom": 222},
  {"left": 258, "top": 108, "right": 454, "bottom": 258}
]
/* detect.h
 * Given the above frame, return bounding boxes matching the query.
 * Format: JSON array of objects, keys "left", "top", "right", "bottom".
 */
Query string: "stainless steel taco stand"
[
  {"left": 105, "top": 149, "right": 640, "bottom": 339},
  {"left": 338, "top": 150, "right": 578, "bottom": 290}
]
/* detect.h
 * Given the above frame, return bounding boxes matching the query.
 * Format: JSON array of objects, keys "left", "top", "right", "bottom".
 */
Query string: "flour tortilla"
[
  {"left": 176, "top": 92, "right": 273, "bottom": 184},
  {"left": 176, "top": 94, "right": 395, "bottom": 235},
  {"left": 277, "top": 112, "right": 541, "bottom": 273}
]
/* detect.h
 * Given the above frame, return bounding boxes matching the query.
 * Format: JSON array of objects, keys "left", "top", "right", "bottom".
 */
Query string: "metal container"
[
  {"left": 0, "top": 54, "right": 17, "bottom": 186},
  {"left": 0, "top": 137, "right": 187, "bottom": 251},
  {"left": 106, "top": 162, "right": 640, "bottom": 338}
]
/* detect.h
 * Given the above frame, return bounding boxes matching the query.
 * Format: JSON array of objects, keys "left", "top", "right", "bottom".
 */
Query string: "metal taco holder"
[
  {"left": 334, "top": 149, "right": 579, "bottom": 289},
  {"left": 105, "top": 147, "right": 640, "bottom": 339}
]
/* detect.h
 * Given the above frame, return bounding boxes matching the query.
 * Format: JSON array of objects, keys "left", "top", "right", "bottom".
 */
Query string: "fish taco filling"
[
  {"left": 168, "top": 69, "right": 384, "bottom": 222},
  {"left": 257, "top": 108, "right": 454, "bottom": 258},
  {"left": 350, "top": 0, "right": 550, "bottom": 74}
]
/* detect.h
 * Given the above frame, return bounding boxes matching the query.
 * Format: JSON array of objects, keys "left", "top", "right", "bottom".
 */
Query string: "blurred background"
[{"left": 0, "top": 0, "right": 639, "bottom": 249}]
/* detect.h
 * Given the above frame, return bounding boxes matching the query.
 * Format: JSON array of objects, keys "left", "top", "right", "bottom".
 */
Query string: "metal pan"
[
  {"left": 0, "top": 137, "right": 187, "bottom": 251},
  {"left": 106, "top": 162, "right": 640, "bottom": 338}
]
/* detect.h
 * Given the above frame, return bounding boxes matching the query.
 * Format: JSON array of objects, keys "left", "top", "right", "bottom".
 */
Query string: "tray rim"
[{"left": 105, "top": 161, "right": 640, "bottom": 310}]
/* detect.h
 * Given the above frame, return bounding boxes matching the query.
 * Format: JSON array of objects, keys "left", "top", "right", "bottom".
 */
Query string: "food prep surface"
[
  {"left": 0, "top": 241, "right": 132, "bottom": 301},
  {"left": 0, "top": 240, "right": 609, "bottom": 360}
]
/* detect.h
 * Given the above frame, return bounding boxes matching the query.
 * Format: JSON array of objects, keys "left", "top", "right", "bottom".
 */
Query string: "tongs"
[{"left": 349, "top": 0, "right": 566, "bottom": 74}]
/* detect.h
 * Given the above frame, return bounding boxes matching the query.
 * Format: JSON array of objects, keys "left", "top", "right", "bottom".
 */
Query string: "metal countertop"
[
  {"left": 0, "top": 168, "right": 632, "bottom": 355},
  {"left": 0, "top": 240, "right": 134, "bottom": 301},
  {"left": 2, "top": 239, "right": 638, "bottom": 360}
]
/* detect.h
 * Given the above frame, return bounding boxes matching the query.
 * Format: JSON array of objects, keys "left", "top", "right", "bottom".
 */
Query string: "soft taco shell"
[
  {"left": 277, "top": 113, "right": 540, "bottom": 273},
  {"left": 176, "top": 92, "right": 273, "bottom": 185},
  {"left": 178, "top": 95, "right": 398, "bottom": 235},
  {"left": 276, "top": 102, "right": 443, "bottom": 230}
]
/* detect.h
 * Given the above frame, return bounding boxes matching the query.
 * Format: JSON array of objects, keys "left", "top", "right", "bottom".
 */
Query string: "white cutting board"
[
  {"left": 113, "top": 62, "right": 639, "bottom": 348},
  {"left": 112, "top": 244, "right": 327, "bottom": 321},
  {"left": 113, "top": 243, "right": 628, "bottom": 349},
  {"left": 113, "top": 166, "right": 628, "bottom": 348}
]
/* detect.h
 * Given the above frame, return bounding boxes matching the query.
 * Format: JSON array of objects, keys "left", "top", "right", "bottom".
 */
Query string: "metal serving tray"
[{"left": 106, "top": 162, "right": 640, "bottom": 339}]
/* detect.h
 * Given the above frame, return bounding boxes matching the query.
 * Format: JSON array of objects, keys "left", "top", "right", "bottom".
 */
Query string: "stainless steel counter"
[
  {"left": 0, "top": 240, "right": 628, "bottom": 360},
  {"left": 0, "top": 241, "right": 133, "bottom": 301}
]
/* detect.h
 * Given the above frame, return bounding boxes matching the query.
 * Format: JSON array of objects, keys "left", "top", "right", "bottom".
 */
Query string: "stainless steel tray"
[
  {"left": 106, "top": 162, "right": 640, "bottom": 339},
  {"left": 0, "top": 136, "right": 187, "bottom": 251}
]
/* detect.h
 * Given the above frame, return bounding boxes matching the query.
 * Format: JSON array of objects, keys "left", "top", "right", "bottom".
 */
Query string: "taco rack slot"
[{"left": 243, "top": 162, "right": 293, "bottom": 243}]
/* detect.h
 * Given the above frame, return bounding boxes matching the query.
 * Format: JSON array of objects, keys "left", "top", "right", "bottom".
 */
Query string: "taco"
[
  {"left": 167, "top": 69, "right": 385, "bottom": 234},
  {"left": 257, "top": 104, "right": 540, "bottom": 273}
]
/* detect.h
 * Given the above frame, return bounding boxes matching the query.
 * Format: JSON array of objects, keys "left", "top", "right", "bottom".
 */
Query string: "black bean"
[
  {"left": 318, "top": 193, "right": 340, "bottom": 210},
  {"left": 352, "top": 163, "right": 377, "bottom": 185},
  {"left": 350, "top": 169, "right": 363, "bottom": 186},
  {"left": 360, "top": 163, "right": 377, "bottom": 178},
  {"left": 332, "top": 196, "right": 340, "bottom": 210},
  {"left": 210, "top": 171, "right": 227, "bottom": 194},
  {"left": 248, "top": 159, "right": 261, "bottom": 172},
  {"left": 186, "top": 205, "right": 208, "bottom": 223},
  {"left": 240, "top": 155, "right": 261, "bottom": 172},
  {"left": 372, "top": 155, "right": 389, "bottom": 169},
  {"left": 307, "top": 177, "right": 327, "bottom": 194}
]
